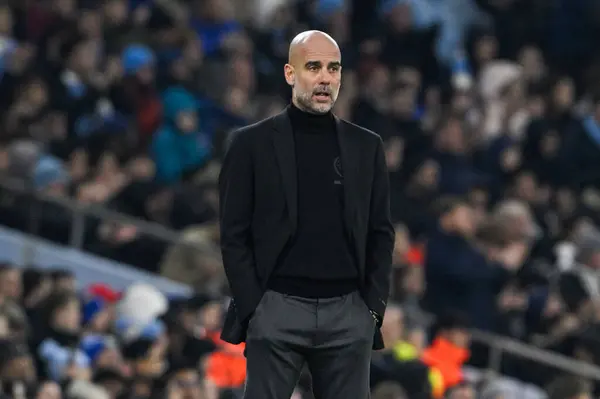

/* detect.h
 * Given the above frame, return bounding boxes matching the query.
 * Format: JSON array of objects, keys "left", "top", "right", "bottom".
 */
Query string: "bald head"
[
  {"left": 288, "top": 30, "right": 340, "bottom": 65},
  {"left": 284, "top": 30, "right": 342, "bottom": 114}
]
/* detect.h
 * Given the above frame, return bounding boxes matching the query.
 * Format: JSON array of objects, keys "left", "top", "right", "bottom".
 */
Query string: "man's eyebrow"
[
  {"left": 304, "top": 61, "right": 342, "bottom": 68},
  {"left": 305, "top": 61, "right": 322, "bottom": 67}
]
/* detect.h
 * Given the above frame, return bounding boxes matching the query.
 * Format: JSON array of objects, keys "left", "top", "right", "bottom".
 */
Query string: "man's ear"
[{"left": 284, "top": 64, "right": 295, "bottom": 87}]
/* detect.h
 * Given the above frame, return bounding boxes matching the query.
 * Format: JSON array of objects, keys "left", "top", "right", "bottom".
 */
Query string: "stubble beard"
[{"left": 293, "top": 90, "right": 335, "bottom": 115}]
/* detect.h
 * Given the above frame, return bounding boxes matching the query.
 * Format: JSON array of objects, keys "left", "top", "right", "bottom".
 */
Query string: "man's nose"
[{"left": 318, "top": 70, "right": 333, "bottom": 84}]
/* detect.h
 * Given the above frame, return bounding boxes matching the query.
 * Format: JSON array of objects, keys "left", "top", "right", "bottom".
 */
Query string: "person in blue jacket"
[{"left": 151, "top": 87, "right": 211, "bottom": 184}]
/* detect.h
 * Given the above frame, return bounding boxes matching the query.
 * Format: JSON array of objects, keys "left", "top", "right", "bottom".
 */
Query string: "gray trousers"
[{"left": 243, "top": 290, "right": 374, "bottom": 399}]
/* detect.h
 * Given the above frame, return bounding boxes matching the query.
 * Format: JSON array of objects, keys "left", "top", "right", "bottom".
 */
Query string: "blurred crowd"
[
  {"left": 0, "top": 264, "right": 248, "bottom": 399},
  {"left": 0, "top": 0, "right": 600, "bottom": 398}
]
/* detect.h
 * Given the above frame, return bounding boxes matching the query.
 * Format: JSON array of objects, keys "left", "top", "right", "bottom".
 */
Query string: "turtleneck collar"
[{"left": 287, "top": 103, "right": 335, "bottom": 133}]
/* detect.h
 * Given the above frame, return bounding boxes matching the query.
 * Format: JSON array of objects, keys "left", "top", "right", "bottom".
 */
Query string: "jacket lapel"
[
  {"left": 335, "top": 116, "right": 358, "bottom": 239},
  {"left": 272, "top": 110, "right": 298, "bottom": 231}
]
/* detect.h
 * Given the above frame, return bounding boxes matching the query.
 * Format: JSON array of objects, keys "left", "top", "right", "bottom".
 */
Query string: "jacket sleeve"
[
  {"left": 218, "top": 130, "right": 263, "bottom": 322},
  {"left": 365, "top": 136, "right": 395, "bottom": 324}
]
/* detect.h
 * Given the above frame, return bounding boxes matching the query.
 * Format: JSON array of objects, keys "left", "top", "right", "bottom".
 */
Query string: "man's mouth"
[{"left": 313, "top": 91, "right": 331, "bottom": 101}]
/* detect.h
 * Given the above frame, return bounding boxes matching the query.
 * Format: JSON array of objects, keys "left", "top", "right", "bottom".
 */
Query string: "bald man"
[{"left": 219, "top": 30, "right": 394, "bottom": 399}]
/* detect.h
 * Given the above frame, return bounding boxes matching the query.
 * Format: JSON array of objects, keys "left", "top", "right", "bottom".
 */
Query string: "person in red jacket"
[{"left": 421, "top": 313, "right": 471, "bottom": 395}]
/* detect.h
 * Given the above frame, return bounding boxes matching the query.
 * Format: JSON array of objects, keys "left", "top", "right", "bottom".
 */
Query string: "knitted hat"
[
  {"left": 88, "top": 284, "right": 121, "bottom": 303},
  {"left": 121, "top": 44, "right": 155, "bottom": 75}
]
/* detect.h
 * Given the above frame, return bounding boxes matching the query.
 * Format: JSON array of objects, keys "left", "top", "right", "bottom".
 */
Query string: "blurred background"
[{"left": 0, "top": 0, "right": 599, "bottom": 398}]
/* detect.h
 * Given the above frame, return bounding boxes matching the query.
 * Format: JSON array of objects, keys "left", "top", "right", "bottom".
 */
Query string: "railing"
[{"left": 1, "top": 177, "right": 600, "bottom": 389}]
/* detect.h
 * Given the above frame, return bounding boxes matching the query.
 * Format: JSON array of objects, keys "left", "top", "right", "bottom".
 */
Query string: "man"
[{"left": 219, "top": 30, "right": 394, "bottom": 398}]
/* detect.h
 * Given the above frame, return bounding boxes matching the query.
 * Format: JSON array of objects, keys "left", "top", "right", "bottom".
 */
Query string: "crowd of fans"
[{"left": 0, "top": 0, "right": 599, "bottom": 398}]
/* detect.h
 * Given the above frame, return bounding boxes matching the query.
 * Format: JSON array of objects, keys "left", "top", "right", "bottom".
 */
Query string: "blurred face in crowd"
[
  {"left": 229, "top": 56, "right": 254, "bottom": 92},
  {"left": 78, "top": 10, "right": 103, "bottom": 39},
  {"left": 414, "top": 160, "right": 439, "bottom": 189},
  {"left": 0, "top": 268, "right": 21, "bottom": 300},
  {"left": 136, "top": 65, "right": 155, "bottom": 84},
  {"left": 53, "top": 298, "right": 81, "bottom": 331},
  {"left": 553, "top": 78, "right": 574, "bottom": 110},
  {"left": 54, "top": 275, "right": 76, "bottom": 292},
  {"left": 518, "top": 45, "right": 545, "bottom": 82},
  {"left": 474, "top": 34, "right": 498, "bottom": 66},
  {"left": 514, "top": 172, "right": 537, "bottom": 203},
  {"left": 388, "top": 3, "right": 412, "bottom": 33},
  {"left": 395, "top": 66, "right": 421, "bottom": 91},
  {"left": 71, "top": 41, "right": 99, "bottom": 74},
  {"left": 25, "top": 79, "right": 49, "bottom": 110},
  {"left": 450, "top": 204, "right": 476, "bottom": 237},
  {"left": 469, "top": 187, "right": 488, "bottom": 219},
  {"left": 448, "top": 383, "right": 475, "bottom": 399},
  {"left": 0, "top": 6, "right": 13, "bottom": 36},
  {"left": 200, "top": 302, "right": 222, "bottom": 332},
  {"left": 437, "top": 118, "right": 466, "bottom": 154},
  {"left": 285, "top": 31, "right": 342, "bottom": 115},
  {"left": 402, "top": 266, "right": 424, "bottom": 297},
  {"left": 366, "top": 65, "right": 390, "bottom": 98},
  {"left": 97, "top": 376, "right": 124, "bottom": 399},
  {"left": 169, "top": 369, "right": 204, "bottom": 399},
  {"left": 224, "top": 87, "right": 249, "bottom": 116},
  {"left": 539, "top": 130, "right": 560, "bottom": 158},
  {"left": 183, "top": 38, "right": 204, "bottom": 68},
  {"left": 446, "top": 327, "right": 471, "bottom": 349},
  {"left": 55, "top": 0, "right": 76, "bottom": 18},
  {"left": 36, "top": 381, "right": 61, "bottom": 399},
  {"left": 96, "top": 152, "right": 120, "bottom": 179},
  {"left": 176, "top": 111, "right": 198, "bottom": 133},
  {"left": 451, "top": 91, "right": 473, "bottom": 114},
  {"left": 128, "top": 156, "right": 155, "bottom": 181},
  {"left": 96, "top": 347, "right": 125, "bottom": 370},
  {"left": 104, "top": 0, "right": 128, "bottom": 26},
  {"left": 69, "top": 149, "right": 89, "bottom": 182},
  {"left": 391, "top": 88, "right": 416, "bottom": 118},
  {"left": 385, "top": 137, "right": 404, "bottom": 171},
  {"left": 200, "top": 0, "right": 234, "bottom": 21}
]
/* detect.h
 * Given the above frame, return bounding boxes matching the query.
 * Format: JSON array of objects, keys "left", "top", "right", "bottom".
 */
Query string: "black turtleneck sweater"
[{"left": 268, "top": 104, "right": 358, "bottom": 298}]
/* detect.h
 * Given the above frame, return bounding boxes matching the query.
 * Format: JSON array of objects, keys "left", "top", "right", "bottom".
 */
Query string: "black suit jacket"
[{"left": 218, "top": 108, "right": 395, "bottom": 350}]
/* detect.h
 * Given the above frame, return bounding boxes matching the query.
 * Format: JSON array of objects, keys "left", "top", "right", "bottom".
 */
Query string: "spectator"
[
  {"left": 35, "top": 292, "right": 90, "bottom": 382},
  {"left": 421, "top": 313, "right": 471, "bottom": 394},
  {"left": 151, "top": 86, "right": 211, "bottom": 184}
]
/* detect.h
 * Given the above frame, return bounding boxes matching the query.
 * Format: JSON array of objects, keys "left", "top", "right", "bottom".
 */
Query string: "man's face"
[{"left": 285, "top": 37, "right": 342, "bottom": 114}]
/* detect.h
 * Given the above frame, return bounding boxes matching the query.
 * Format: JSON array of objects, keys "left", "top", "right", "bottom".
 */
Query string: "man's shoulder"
[
  {"left": 226, "top": 113, "right": 283, "bottom": 150},
  {"left": 337, "top": 117, "right": 382, "bottom": 143},
  {"left": 232, "top": 113, "right": 282, "bottom": 138}
]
